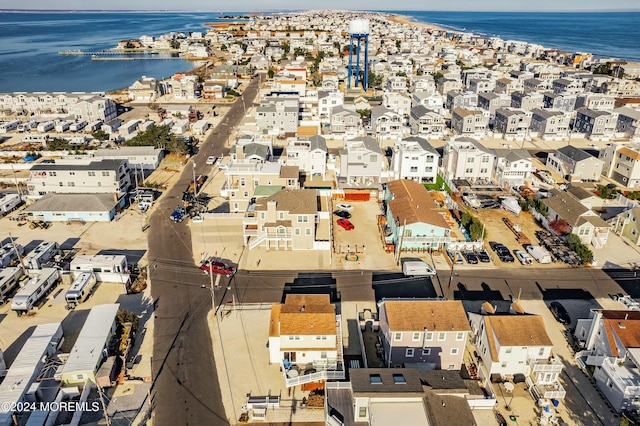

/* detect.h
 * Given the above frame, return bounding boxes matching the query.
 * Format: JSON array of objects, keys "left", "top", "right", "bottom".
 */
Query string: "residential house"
[
  {"left": 267, "top": 294, "right": 343, "bottom": 383},
  {"left": 443, "top": 137, "right": 495, "bottom": 182},
  {"left": 546, "top": 145, "right": 604, "bottom": 182},
  {"left": 574, "top": 108, "right": 617, "bottom": 141},
  {"left": 273, "top": 78, "right": 307, "bottom": 96},
  {"left": 468, "top": 312, "right": 565, "bottom": 399},
  {"left": 384, "top": 179, "right": 452, "bottom": 250},
  {"left": 26, "top": 159, "right": 131, "bottom": 199},
  {"left": 612, "top": 207, "right": 640, "bottom": 245},
  {"left": 244, "top": 189, "right": 327, "bottom": 250},
  {"left": 542, "top": 190, "right": 611, "bottom": 247},
  {"left": 495, "top": 77, "right": 522, "bottom": 95},
  {"left": 202, "top": 81, "right": 225, "bottom": 99},
  {"left": 24, "top": 193, "right": 126, "bottom": 222},
  {"left": 529, "top": 108, "right": 570, "bottom": 140},
  {"left": 128, "top": 76, "right": 163, "bottom": 101},
  {"left": 409, "top": 105, "right": 444, "bottom": 138},
  {"left": 256, "top": 101, "right": 299, "bottom": 135},
  {"left": 378, "top": 299, "right": 470, "bottom": 369},
  {"left": 523, "top": 77, "right": 550, "bottom": 93},
  {"left": 493, "top": 108, "right": 531, "bottom": 139},
  {"left": 371, "top": 106, "right": 403, "bottom": 138},
  {"left": 600, "top": 142, "right": 640, "bottom": 188},
  {"left": 318, "top": 91, "right": 344, "bottom": 121},
  {"left": 385, "top": 75, "right": 408, "bottom": 92},
  {"left": 338, "top": 137, "right": 382, "bottom": 188},
  {"left": 0, "top": 92, "right": 117, "bottom": 122},
  {"left": 321, "top": 72, "right": 339, "bottom": 91},
  {"left": 575, "top": 94, "right": 616, "bottom": 112},
  {"left": 614, "top": 108, "right": 640, "bottom": 140},
  {"left": 445, "top": 91, "right": 478, "bottom": 112},
  {"left": 390, "top": 137, "right": 439, "bottom": 183},
  {"left": 284, "top": 135, "right": 328, "bottom": 178},
  {"left": 221, "top": 162, "right": 300, "bottom": 212},
  {"left": 451, "top": 108, "right": 488, "bottom": 137},
  {"left": 494, "top": 149, "right": 534, "bottom": 187},
  {"left": 510, "top": 91, "right": 544, "bottom": 110},
  {"left": 574, "top": 310, "right": 640, "bottom": 412},
  {"left": 383, "top": 91, "right": 412, "bottom": 116},
  {"left": 477, "top": 92, "right": 511, "bottom": 119},
  {"left": 249, "top": 53, "right": 270, "bottom": 70},
  {"left": 330, "top": 106, "right": 361, "bottom": 138},
  {"left": 341, "top": 368, "right": 479, "bottom": 426},
  {"left": 552, "top": 78, "right": 583, "bottom": 95},
  {"left": 165, "top": 74, "right": 199, "bottom": 99},
  {"left": 542, "top": 93, "right": 577, "bottom": 113}
]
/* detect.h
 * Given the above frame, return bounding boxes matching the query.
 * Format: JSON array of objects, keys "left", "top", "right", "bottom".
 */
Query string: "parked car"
[
  {"left": 488, "top": 241, "right": 514, "bottom": 262},
  {"left": 336, "top": 203, "right": 353, "bottom": 211},
  {"left": 514, "top": 250, "right": 533, "bottom": 265},
  {"left": 333, "top": 210, "right": 352, "bottom": 219},
  {"left": 462, "top": 251, "right": 479, "bottom": 264},
  {"left": 206, "top": 155, "right": 217, "bottom": 165},
  {"left": 476, "top": 249, "right": 491, "bottom": 263},
  {"left": 548, "top": 301, "right": 571, "bottom": 324},
  {"left": 170, "top": 206, "right": 186, "bottom": 222},
  {"left": 337, "top": 219, "right": 354, "bottom": 230},
  {"left": 199, "top": 260, "right": 235, "bottom": 277},
  {"left": 447, "top": 250, "right": 464, "bottom": 264}
]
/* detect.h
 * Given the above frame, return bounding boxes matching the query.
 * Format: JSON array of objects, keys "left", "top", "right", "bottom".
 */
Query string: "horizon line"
[{"left": 1, "top": 8, "right": 640, "bottom": 13}]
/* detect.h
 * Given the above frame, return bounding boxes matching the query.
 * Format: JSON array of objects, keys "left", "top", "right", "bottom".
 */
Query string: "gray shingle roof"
[
  {"left": 25, "top": 193, "right": 120, "bottom": 213},
  {"left": 31, "top": 159, "right": 125, "bottom": 172},
  {"left": 557, "top": 145, "right": 594, "bottom": 162}
]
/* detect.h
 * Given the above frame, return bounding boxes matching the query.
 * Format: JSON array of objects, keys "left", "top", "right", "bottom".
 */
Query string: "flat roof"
[
  {"left": 370, "top": 400, "right": 430, "bottom": 426},
  {"left": 61, "top": 304, "right": 120, "bottom": 376},
  {"left": 0, "top": 323, "right": 62, "bottom": 423}
]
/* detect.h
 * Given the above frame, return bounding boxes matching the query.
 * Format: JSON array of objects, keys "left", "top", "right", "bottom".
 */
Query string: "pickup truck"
[{"left": 170, "top": 206, "right": 186, "bottom": 222}]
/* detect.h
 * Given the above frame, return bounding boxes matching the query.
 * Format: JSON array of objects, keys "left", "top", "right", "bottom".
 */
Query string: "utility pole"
[
  {"left": 8, "top": 232, "right": 27, "bottom": 273},
  {"left": 97, "top": 382, "right": 111, "bottom": 426},
  {"left": 192, "top": 161, "right": 197, "bottom": 197}
]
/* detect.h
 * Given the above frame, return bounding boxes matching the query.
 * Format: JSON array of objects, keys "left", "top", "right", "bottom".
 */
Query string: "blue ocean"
[
  {"left": 0, "top": 11, "right": 224, "bottom": 93},
  {"left": 0, "top": 11, "right": 638, "bottom": 93},
  {"left": 393, "top": 11, "right": 640, "bottom": 62}
]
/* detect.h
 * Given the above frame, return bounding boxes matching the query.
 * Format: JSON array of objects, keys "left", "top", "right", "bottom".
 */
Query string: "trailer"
[
  {"left": 0, "top": 267, "right": 24, "bottom": 304},
  {"left": 36, "top": 121, "right": 55, "bottom": 132},
  {"left": 69, "top": 121, "right": 88, "bottom": 132},
  {"left": 0, "top": 242, "right": 24, "bottom": 267},
  {"left": 0, "top": 120, "right": 20, "bottom": 134},
  {"left": 23, "top": 241, "right": 60, "bottom": 270},
  {"left": 0, "top": 193, "right": 21, "bottom": 214},
  {"left": 69, "top": 254, "right": 129, "bottom": 283},
  {"left": 11, "top": 268, "right": 60, "bottom": 314},
  {"left": 54, "top": 121, "right": 70, "bottom": 132},
  {"left": 17, "top": 120, "right": 38, "bottom": 132},
  {"left": 85, "top": 120, "right": 103, "bottom": 133},
  {"left": 22, "top": 134, "right": 50, "bottom": 145},
  {"left": 65, "top": 272, "right": 97, "bottom": 308},
  {"left": 525, "top": 245, "right": 552, "bottom": 264}
]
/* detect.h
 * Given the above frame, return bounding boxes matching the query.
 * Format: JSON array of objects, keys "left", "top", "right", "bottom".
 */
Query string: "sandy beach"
[{"left": 386, "top": 13, "right": 452, "bottom": 32}]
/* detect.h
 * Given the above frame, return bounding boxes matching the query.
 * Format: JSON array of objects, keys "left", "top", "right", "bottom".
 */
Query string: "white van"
[{"left": 402, "top": 260, "right": 436, "bottom": 276}]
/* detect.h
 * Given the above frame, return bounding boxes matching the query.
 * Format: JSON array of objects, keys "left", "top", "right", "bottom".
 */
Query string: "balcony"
[
  {"left": 529, "top": 357, "right": 563, "bottom": 374},
  {"left": 281, "top": 314, "right": 345, "bottom": 388}
]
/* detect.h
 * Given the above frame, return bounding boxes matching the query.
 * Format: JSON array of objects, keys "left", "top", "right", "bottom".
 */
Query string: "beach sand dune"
[{"left": 386, "top": 13, "right": 451, "bottom": 32}]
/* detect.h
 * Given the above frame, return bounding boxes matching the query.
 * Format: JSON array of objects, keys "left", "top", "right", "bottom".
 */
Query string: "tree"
[
  {"left": 461, "top": 211, "right": 473, "bottom": 228},
  {"left": 566, "top": 234, "right": 594, "bottom": 264},
  {"left": 367, "top": 71, "right": 384, "bottom": 89},
  {"left": 267, "top": 69, "right": 275, "bottom": 79},
  {"left": 431, "top": 72, "right": 444, "bottom": 82},
  {"left": 548, "top": 218, "right": 571, "bottom": 235},
  {"left": 534, "top": 199, "right": 548, "bottom": 218},
  {"left": 469, "top": 221, "right": 485, "bottom": 241},
  {"left": 125, "top": 124, "right": 188, "bottom": 154},
  {"left": 356, "top": 109, "right": 371, "bottom": 120},
  {"left": 281, "top": 43, "right": 290, "bottom": 55},
  {"left": 47, "top": 137, "right": 71, "bottom": 150},
  {"left": 92, "top": 129, "right": 109, "bottom": 141}
]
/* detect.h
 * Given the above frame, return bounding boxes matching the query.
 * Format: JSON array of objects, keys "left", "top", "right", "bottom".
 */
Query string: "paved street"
[{"left": 148, "top": 75, "right": 261, "bottom": 426}]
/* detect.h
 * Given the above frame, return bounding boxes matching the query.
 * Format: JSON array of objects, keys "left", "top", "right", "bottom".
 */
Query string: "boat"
[{"left": 500, "top": 196, "right": 522, "bottom": 215}]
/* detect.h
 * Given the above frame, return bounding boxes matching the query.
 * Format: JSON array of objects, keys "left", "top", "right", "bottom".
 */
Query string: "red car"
[
  {"left": 199, "top": 260, "right": 235, "bottom": 277},
  {"left": 337, "top": 219, "right": 354, "bottom": 230}
]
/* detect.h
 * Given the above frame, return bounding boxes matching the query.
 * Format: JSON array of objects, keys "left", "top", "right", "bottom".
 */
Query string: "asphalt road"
[{"left": 148, "top": 75, "right": 261, "bottom": 426}]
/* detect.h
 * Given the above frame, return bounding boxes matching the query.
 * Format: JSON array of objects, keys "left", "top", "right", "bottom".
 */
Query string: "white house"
[
  {"left": 494, "top": 148, "right": 534, "bottom": 187},
  {"left": 574, "top": 310, "right": 640, "bottom": 412},
  {"left": 442, "top": 137, "right": 496, "bottom": 182},
  {"left": 390, "top": 137, "right": 439, "bottom": 183},
  {"left": 284, "top": 135, "right": 328, "bottom": 178}
]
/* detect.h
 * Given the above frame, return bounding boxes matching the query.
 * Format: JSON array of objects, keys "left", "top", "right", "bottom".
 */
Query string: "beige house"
[
  {"left": 221, "top": 162, "right": 299, "bottom": 212},
  {"left": 451, "top": 107, "right": 488, "bottom": 137},
  {"left": 128, "top": 76, "right": 163, "bottom": 101},
  {"left": 244, "top": 189, "right": 328, "bottom": 250}
]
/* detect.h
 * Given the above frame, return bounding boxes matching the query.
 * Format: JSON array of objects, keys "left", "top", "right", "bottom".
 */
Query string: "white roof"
[
  {"left": 61, "top": 304, "right": 120, "bottom": 376},
  {"left": 0, "top": 323, "right": 62, "bottom": 423}
]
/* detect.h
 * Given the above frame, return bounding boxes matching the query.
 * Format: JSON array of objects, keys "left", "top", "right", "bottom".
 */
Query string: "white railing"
[
  {"left": 249, "top": 234, "right": 266, "bottom": 250},
  {"left": 243, "top": 229, "right": 258, "bottom": 236},
  {"left": 326, "top": 381, "right": 352, "bottom": 390}
]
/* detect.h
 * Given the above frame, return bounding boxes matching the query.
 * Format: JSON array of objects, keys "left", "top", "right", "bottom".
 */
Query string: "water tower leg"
[
  {"left": 364, "top": 35, "right": 369, "bottom": 90},
  {"left": 347, "top": 38, "right": 354, "bottom": 89}
]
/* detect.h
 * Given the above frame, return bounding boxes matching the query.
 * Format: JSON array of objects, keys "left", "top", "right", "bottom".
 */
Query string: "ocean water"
[
  {"left": 392, "top": 11, "right": 640, "bottom": 62},
  {"left": 0, "top": 12, "right": 224, "bottom": 93}
]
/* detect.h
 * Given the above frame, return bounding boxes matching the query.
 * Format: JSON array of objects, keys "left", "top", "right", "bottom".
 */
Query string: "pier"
[
  {"left": 58, "top": 49, "right": 178, "bottom": 56},
  {"left": 91, "top": 56, "right": 183, "bottom": 61}
]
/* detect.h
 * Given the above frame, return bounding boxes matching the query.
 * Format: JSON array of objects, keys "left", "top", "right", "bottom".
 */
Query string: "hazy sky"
[{"left": 0, "top": 0, "right": 638, "bottom": 12}]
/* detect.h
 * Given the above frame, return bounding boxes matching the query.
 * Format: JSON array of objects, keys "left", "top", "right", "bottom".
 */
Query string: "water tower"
[{"left": 347, "top": 19, "right": 370, "bottom": 90}]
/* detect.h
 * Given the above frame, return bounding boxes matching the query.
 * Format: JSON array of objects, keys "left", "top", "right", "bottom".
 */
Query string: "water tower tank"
[{"left": 348, "top": 19, "right": 370, "bottom": 35}]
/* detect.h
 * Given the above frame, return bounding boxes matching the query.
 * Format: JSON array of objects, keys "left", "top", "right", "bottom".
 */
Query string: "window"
[
  {"left": 50, "top": 171, "right": 56, "bottom": 176},
  {"left": 294, "top": 228, "right": 300, "bottom": 236},
  {"left": 297, "top": 215, "right": 308, "bottom": 223},
  {"left": 305, "top": 228, "right": 311, "bottom": 236},
  {"left": 369, "top": 374, "right": 382, "bottom": 384},
  {"left": 88, "top": 171, "right": 95, "bottom": 176},
  {"left": 451, "top": 348, "right": 459, "bottom": 355},
  {"left": 359, "top": 406, "right": 368, "bottom": 417},
  {"left": 406, "top": 348, "right": 415, "bottom": 357},
  {"left": 410, "top": 166, "right": 418, "bottom": 172},
  {"left": 425, "top": 332, "right": 433, "bottom": 341},
  {"left": 279, "top": 212, "right": 284, "bottom": 220},
  {"left": 394, "top": 332, "right": 402, "bottom": 341},
  {"left": 501, "top": 361, "right": 507, "bottom": 368},
  {"left": 422, "top": 348, "right": 431, "bottom": 355},
  {"left": 482, "top": 156, "right": 490, "bottom": 163},
  {"left": 538, "top": 348, "right": 545, "bottom": 357},
  {"left": 465, "top": 168, "right": 473, "bottom": 173},
  {"left": 456, "top": 332, "right": 464, "bottom": 341},
  {"left": 370, "top": 154, "right": 377, "bottom": 162},
  {"left": 393, "top": 374, "right": 407, "bottom": 384},
  {"left": 102, "top": 171, "right": 109, "bottom": 176},
  {"left": 260, "top": 212, "right": 265, "bottom": 220},
  {"left": 67, "top": 182, "right": 75, "bottom": 186},
  {"left": 70, "top": 171, "right": 76, "bottom": 176},
  {"left": 467, "top": 157, "right": 475, "bottom": 163},
  {"left": 412, "top": 332, "right": 421, "bottom": 341},
  {"left": 438, "top": 332, "right": 446, "bottom": 341},
  {"left": 278, "top": 227, "right": 286, "bottom": 235},
  {"left": 506, "top": 348, "right": 512, "bottom": 354}
]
